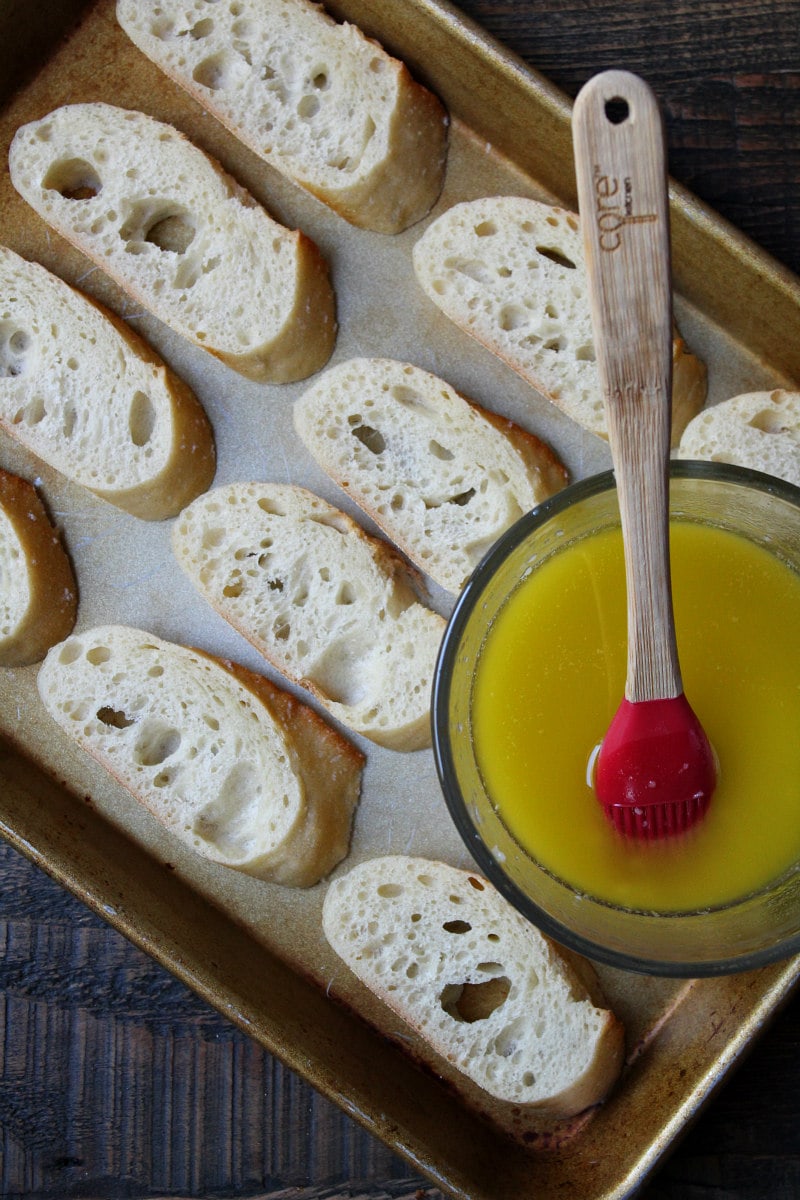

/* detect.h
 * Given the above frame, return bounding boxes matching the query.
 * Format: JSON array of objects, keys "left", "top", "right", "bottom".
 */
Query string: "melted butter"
[{"left": 471, "top": 522, "right": 800, "bottom": 912}]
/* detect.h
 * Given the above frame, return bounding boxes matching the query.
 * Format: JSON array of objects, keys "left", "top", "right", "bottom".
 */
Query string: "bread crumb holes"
[{"left": 43, "top": 157, "right": 102, "bottom": 201}]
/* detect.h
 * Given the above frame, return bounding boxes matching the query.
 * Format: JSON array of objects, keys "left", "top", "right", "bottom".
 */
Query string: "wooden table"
[{"left": 2, "top": 2, "right": 799, "bottom": 1198}]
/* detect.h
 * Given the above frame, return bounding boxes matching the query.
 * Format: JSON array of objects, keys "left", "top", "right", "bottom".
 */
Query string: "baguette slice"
[
  {"left": 0, "top": 468, "right": 77, "bottom": 666},
  {"left": 678, "top": 389, "right": 800, "bottom": 487},
  {"left": 413, "top": 196, "right": 707, "bottom": 444},
  {"left": 8, "top": 103, "right": 336, "bottom": 382},
  {"left": 294, "top": 357, "right": 568, "bottom": 593},
  {"left": 0, "top": 246, "right": 215, "bottom": 519},
  {"left": 172, "top": 481, "right": 445, "bottom": 750},
  {"left": 37, "top": 624, "right": 364, "bottom": 885},
  {"left": 116, "top": 0, "right": 448, "bottom": 234},
  {"left": 323, "top": 856, "right": 625, "bottom": 1116}
]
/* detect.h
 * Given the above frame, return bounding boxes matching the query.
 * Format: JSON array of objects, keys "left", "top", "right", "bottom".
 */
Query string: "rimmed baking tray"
[{"left": 1, "top": 2, "right": 799, "bottom": 1197}]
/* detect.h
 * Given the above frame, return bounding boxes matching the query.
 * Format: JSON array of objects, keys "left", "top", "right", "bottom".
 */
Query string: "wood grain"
[
  {"left": 2, "top": 3, "right": 800, "bottom": 1200},
  {"left": 0, "top": 843, "right": 424, "bottom": 1198},
  {"left": 456, "top": 0, "right": 800, "bottom": 277},
  {"left": 573, "top": 71, "right": 680, "bottom": 703}
]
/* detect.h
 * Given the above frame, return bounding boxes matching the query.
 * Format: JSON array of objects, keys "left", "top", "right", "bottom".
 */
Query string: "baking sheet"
[{"left": 1, "top": 2, "right": 800, "bottom": 1197}]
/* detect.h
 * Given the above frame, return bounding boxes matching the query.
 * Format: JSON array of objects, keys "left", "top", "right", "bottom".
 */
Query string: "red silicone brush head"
[{"left": 594, "top": 694, "right": 717, "bottom": 839}]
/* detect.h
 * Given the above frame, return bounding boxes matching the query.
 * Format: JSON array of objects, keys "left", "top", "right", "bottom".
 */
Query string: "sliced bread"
[
  {"left": 8, "top": 103, "right": 336, "bottom": 382},
  {"left": 0, "top": 468, "right": 77, "bottom": 667},
  {"left": 115, "top": 0, "right": 448, "bottom": 233},
  {"left": 412, "top": 196, "right": 707, "bottom": 444},
  {"left": 0, "top": 246, "right": 215, "bottom": 519},
  {"left": 678, "top": 389, "right": 800, "bottom": 487},
  {"left": 322, "top": 855, "right": 625, "bottom": 1116},
  {"left": 37, "top": 624, "right": 364, "bottom": 885},
  {"left": 293, "top": 357, "right": 568, "bottom": 593},
  {"left": 171, "top": 481, "right": 445, "bottom": 751}
]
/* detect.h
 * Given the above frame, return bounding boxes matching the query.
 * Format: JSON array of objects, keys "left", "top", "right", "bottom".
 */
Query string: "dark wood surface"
[{"left": 2, "top": 2, "right": 800, "bottom": 1198}]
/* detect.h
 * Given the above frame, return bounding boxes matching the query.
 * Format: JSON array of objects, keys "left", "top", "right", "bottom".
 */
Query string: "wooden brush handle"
[{"left": 573, "top": 70, "right": 682, "bottom": 702}]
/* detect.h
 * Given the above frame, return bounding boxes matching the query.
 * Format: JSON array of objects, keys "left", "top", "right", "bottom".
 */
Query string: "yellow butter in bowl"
[
  {"left": 433, "top": 463, "right": 800, "bottom": 975},
  {"left": 472, "top": 520, "right": 800, "bottom": 913}
]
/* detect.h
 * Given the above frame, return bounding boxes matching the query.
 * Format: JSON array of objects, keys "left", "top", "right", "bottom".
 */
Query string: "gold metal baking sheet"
[{"left": 1, "top": 3, "right": 799, "bottom": 1197}]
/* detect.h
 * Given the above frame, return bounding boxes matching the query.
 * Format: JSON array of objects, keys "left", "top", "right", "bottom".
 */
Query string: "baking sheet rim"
[{"left": 1, "top": 1, "right": 800, "bottom": 1197}]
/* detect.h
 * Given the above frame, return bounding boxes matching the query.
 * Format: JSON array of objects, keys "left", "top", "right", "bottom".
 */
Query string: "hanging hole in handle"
[{"left": 605, "top": 97, "right": 630, "bottom": 124}]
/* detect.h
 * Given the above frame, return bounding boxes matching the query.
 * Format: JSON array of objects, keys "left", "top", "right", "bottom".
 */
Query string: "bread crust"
[
  {"left": 172, "top": 481, "right": 446, "bottom": 750},
  {"left": 0, "top": 246, "right": 216, "bottom": 519},
  {"left": 323, "top": 855, "right": 625, "bottom": 1117},
  {"left": 37, "top": 625, "right": 364, "bottom": 886},
  {"left": 678, "top": 388, "right": 800, "bottom": 487},
  {"left": 294, "top": 357, "right": 568, "bottom": 593},
  {"left": 0, "top": 468, "right": 77, "bottom": 667},
  {"left": 8, "top": 103, "right": 337, "bottom": 381},
  {"left": 671, "top": 333, "right": 710, "bottom": 450},
  {"left": 196, "top": 649, "right": 365, "bottom": 885},
  {"left": 413, "top": 196, "right": 707, "bottom": 445},
  {"left": 115, "top": 0, "right": 449, "bottom": 233}
]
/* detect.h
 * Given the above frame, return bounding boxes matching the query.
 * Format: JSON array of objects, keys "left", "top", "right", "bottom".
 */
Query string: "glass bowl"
[{"left": 432, "top": 462, "right": 800, "bottom": 976}]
